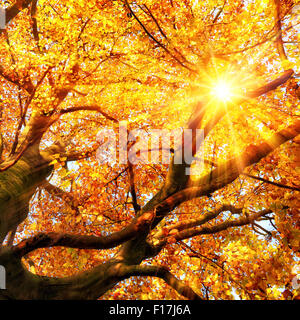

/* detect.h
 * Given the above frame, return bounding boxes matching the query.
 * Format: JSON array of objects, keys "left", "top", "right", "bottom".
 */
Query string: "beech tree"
[{"left": 0, "top": 0, "right": 299, "bottom": 300}]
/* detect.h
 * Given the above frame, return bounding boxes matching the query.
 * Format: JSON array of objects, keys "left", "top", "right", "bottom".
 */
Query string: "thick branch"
[
  {"left": 0, "top": 144, "right": 53, "bottom": 242},
  {"left": 0, "top": 249, "right": 200, "bottom": 299},
  {"left": 0, "top": 0, "right": 33, "bottom": 37},
  {"left": 0, "top": 251, "right": 126, "bottom": 300},
  {"left": 122, "top": 264, "right": 202, "bottom": 300},
  {"left": 199, "top": 69, "right": 294, "bottom": 144},
  {"left": 200, "top": 69, "right": 293, "bottom": 137},
  {"left": 155, "top": 120, "right": 300, "bottom": 212},
  {"left": 165, "top": 69, "right": 294, "bottom": 196},
  {"left": 245, "top": 69, "right": 293, "bottom": 98},
  {"left": 13, "top": 211, "right": 156, "bottom": 256}
]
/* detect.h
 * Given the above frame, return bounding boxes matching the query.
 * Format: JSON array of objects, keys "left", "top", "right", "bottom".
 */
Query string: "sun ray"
[{"left": 211, "top": 80, "right": 234, "bottom": 102}]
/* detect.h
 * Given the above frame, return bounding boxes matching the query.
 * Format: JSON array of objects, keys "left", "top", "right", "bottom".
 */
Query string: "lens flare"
[{"left": 211, "top": 81, "right": 233, "bottom": 101}]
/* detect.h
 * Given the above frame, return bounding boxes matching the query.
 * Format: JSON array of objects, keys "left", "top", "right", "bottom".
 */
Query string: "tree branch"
[
  {"left": 242, "top": 173, "right": 300, "bottom": 191},
  {"left": 180, "top": 241, "right": 253, "bottom": 298},
  {"left": 274, "top": 0, "right": 288, "bottom": 62},
  {"left": 154, "top": 119, "right": 300, "bottom": 213},
  {"left": 155, "top": 209, "right": 272, "bottom": 246},
  {"left": 140, "top": 3, "right": 190, "bottom": 65},
  {"left": 63, "top": 145, "right": 99, "bottom": 162},
  {"left": 153, "top": 204, "right": 243, "bottom": 239},
  {"left": 0, "top": 60, "right": 34, "bottom": 95},
  {"left": 122, "top": 264, "right": 203, "bottom": 300},
  {"left": 124, "top": 0, "right": 195, "bottom": 72},
  {"left": 59, "top": 105, "right": 118, "bottom": 123},
  {"left": 13, "top": 210, "right": 156, "bottom": 256},
  {"left": 10, "top": 66, "right": 53, "bottom": 155},
  {"left": 1, "top": 249, "right": 201, "bottom": 299},
  {"left": 128, "top": 162, "right": 141, "bottom": 214},
  {"left": 6, "top": 227, "right": 17, "bottom": 247},
  {"left": 166, "top": 69, "right": 294, "bottom": 194},
  {"left": 31, "top": 0, "right": 39, "bottom": 47},
  {"left": 42, "top": 180, "right": 80, "bottom": 212},
  {"left": 1, "top": 1, "right": 33, "bottom": 35},
  {"left": 245, "top": 69, "right": 293, "bottom": 98}
]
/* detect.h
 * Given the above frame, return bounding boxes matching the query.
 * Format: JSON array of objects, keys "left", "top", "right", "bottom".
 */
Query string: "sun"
[{"left": 211, "top": 80, "right": 233, "bottom": 102}]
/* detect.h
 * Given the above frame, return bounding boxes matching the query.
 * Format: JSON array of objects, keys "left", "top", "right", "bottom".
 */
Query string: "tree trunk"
[{"left": 0, "top": 145, "right": 53, "bottom": 243}]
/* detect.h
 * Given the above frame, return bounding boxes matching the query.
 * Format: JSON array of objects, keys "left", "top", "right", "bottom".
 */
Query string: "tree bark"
[{"left": 0, "top": 145, "right": 53, "bottom": 243}]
